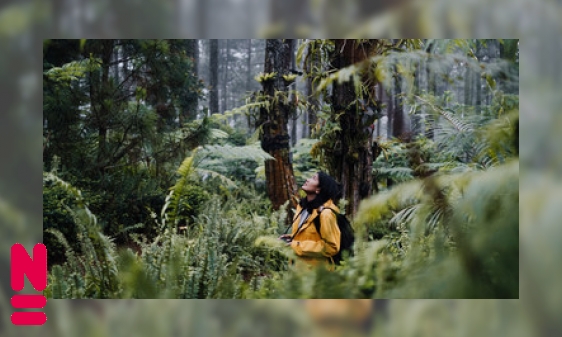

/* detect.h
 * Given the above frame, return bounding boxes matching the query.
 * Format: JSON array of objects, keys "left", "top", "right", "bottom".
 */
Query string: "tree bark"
[
  {"left": 289, "top": 41, "right": 298, "bottom": 147},
  {"left": 328, "top": 39, "right": 379, "bottom": 216},
  {"left": 183, "top": 39, "right": 199, "bottom": 122},
  {"left": 209, "top": 39, "right": 219, "bottom": 115},
  {"left": 258, "top": 39, "right": 297, "bottom": 212},
  {"left": 245, "top": 39, "right": 253, "bottom": 131},
  {"left": 305, "top": 42, "right": 319, "bottom": 137},
  {"left": 222, "top": 39, "right": 230, "bottom": 114},
  {"left": 392, "top": 63, "right": 408, "bottom": 141},
  {"left": 96, "top": 40, "right": 115, "bottom": 171}
]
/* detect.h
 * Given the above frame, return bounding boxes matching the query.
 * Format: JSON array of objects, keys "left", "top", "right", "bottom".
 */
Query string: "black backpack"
[{"left": 314, "top": 207, "right": 355, "bottom": 265}]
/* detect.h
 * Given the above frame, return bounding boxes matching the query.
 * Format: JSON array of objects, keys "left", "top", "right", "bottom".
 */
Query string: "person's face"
[{"left": 302, "top": 173, "right": 320, "bottom": 194}]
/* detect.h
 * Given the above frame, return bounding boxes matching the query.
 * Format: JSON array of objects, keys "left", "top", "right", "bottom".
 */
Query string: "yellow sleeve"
[{"left": 291, "top": 210, "right": 340, "bottom": 258}]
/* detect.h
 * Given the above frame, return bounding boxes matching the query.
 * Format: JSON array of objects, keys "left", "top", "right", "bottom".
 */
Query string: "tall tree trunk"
[
  {"left": 291, "top": 118, "right": 297, "bottom": 147},
  {"left": 386, "top": 80, "right": 394, "bottom": 139},
  {"left": 302, "top": 78, "right": 309, "bottom": 139},
  {"left": 475, "top": 40, "right": 483, "bottom": 113},
  {"left": 182, "top": 39, "right": 199, "bottom": 122},
  {"left": 222, "top": 39, "right": 230, "bottom": 114},
  {"left": 412, "top": 60, "right": 423, "bottom": 136},
  {"left": 209, "top": 39, "right": 219, "bottom": 115},
  {"left": 258, "top": 39, "right": 297, "bottom": 212},
  {"left": 392, "top": 63, "right": 408, "bottom": 141},
  {"left": 245, "top": 39, "right": 253, "bottom": 131},
  {"left": 305, "top": 42, "right": 319, "bottom": 137},
  {"left": 464, "top": 60, "right": 471, "bottom": 114},
  {"left": 246, "top": 39, "right": 253, "bottom": 92},
  {"left": 289, "top": 41, "right": 298, "bottom": 147},
  {"left": 499, "top": 39, "right": 519, "bottom": 95},
  {"left": 329, "top": 39, "right": 378, "bottom": 216},
  {"left": 96, "top": 40, "right": 114, "bottom": 172}
]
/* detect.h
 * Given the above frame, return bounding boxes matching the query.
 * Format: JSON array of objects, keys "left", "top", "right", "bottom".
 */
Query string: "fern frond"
[
  {"left": 375, "top": 167, "right": 414, "bottom": 181},
  {"left": 195, "top": 168, "right": 236, "bottom": 188},
  {"left": 416, "top": 96, "right": 473, "bottom": 132},
  {"left": 43, "top": 172, "right": 87, "bottom": 208},
  {"left": 209, "top": 128, "right": 229, "bottom": 140},
  {"left": 165, "top": 150, "right": 198, "bottom": 228},
  {"left": 200, "top": 144, "right": 274, "bottom": 162}
]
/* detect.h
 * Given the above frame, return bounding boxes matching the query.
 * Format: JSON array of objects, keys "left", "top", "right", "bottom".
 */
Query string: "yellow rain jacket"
[{"left": 289, "top": 199, "right": 341, "bottom": 269}]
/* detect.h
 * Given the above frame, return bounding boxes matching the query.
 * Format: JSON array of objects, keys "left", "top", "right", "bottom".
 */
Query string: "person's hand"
[{"left": 278, "top": 234, "right": 292, "bottom": 246}]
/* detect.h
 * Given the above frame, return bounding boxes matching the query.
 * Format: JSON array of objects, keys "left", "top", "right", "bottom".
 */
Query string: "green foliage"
[
  {"left": 358, "top": 160, "right": 518, "bottom": 298},
  {"left": 43, "top": 39, "right": 519, "bottom": 300},
  {"left": 174, "top": 184, "right": 211, "bottom": 227},
  {"left": 45, "top": 154, "right": 514, "bottom": 299},
  {"left": 44, "top": 57, "right": 101, "bottom": 82},
  {"left": 373, "top": 137, "right": 443, "bottom": 187},
  {"left": 255, "top": 72, "right": 277, "bottom": 83},
  {"left": 163, "top": 150, "right": 198, "bottom": 230},
  {"left": 245, "top": 160, "right": 518, "bottom": 299},
  {"left": 44, "top": 173, "right": 121, "bottom": 298},
  {"left": 196, "top": 142, "right": 274, "bottom": 186},
  {"left": 43, "top": 180, "right": 81, "bottom": 266},
  {"left": 45, "top": 171, "right": 290, "bottom": 299},
  {"left": 226, "top": 89, "right": 309, "bottom": 131},
  {"left": 291, "top": 138, "right": 323, "bottom": 185}
]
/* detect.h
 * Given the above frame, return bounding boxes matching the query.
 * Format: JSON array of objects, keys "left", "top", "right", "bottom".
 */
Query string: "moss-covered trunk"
[
  {"left": 259, "top": 39, "right": 297, "bottom": 212},
  {"left": 329, "top": 39, "right": 380, "bottom": 216}
]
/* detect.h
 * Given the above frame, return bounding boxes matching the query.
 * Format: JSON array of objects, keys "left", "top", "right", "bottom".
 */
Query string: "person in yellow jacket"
[{"left": 279, "top": 172, "right": 342, "bottom": 269}]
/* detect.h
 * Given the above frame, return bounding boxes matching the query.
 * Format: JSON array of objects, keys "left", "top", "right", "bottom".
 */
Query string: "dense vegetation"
[{"left": 43, "top": 39, "right": 518, "bottom": 298}]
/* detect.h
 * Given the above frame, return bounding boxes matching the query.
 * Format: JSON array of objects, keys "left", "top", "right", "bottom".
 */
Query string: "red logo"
[{"left": 10, "top": 243, "right": 47, "bottom": 325}]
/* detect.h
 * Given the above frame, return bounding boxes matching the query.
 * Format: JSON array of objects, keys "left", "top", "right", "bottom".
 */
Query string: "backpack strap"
[
  {"left": 314, "top": 207, "right": 338, "bottom": 266},
  {"left": 313, "top": 207, "right": 336, "bottom": 238},
  {"left": 283, "top": 208, "right": 306, "bottom": 234}
]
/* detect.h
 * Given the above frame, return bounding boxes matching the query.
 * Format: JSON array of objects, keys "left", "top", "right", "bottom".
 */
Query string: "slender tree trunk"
[
  {"left": 112, "top": 44, "right": 119, "bottom": 84},
  {"left": 245, "top": 39, "right": 253, "bottom": 131},
  {"left": 474, "top": 40, "right": 483, "bottom": 113},
  {"left": 412, "top": 62, "right": 423, "bottom": 137},
  {"left": 377, "top": 81, "right": 386, "bottom": 140},
  {"left": 302, "top": 78, "right": 309, "bottom": 139},
  {"left": 209, "top": 39, "right": 219, "bottom": 115},
  {"left": 246, "top": 39, "right": 253, "bottom": 92},
  {"left": 182, "top": 39, "right": 199, "bottom": 122},
  {"left": 387, "top": 80, "right": 394, "bottom": 139},
  {"left": 392, "top": 63, "right": 408, "bottom": 141},
  {"left": 464, "top": 61, "right": 471, "bottom": 114},
  {"left": 222, "top": 39, "right": 230, "bottom": 114},
  {"left": 499, "top": 39, "right": 519, "bottom": 95},
  {"left": 376, "top": 83, "right": 383, "bottom": 139},
  {"left": 289, "top": 41, "right": 298, "bottom": 147},
  {"left": 96, "top": 40, "right": 114, "bottom": 172},
  {"left": 306, "top": 42, "right": 319, "bottom": 137},
  {"left": 258, "top": 39, "right": 297, "bottom": 212},
  {"left": 291, "top": 118, "right": 297, "bottom": 147}
]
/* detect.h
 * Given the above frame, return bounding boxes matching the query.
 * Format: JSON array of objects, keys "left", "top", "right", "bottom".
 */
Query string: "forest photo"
[{"left": 42, "top": 39, "right": 519, "bottom": 299}]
